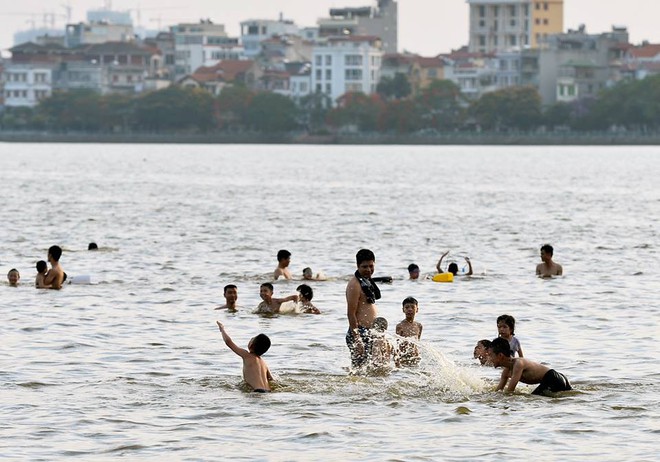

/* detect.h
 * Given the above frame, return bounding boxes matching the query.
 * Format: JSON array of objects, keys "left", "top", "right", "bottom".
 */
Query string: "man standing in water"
[
  {"left": 346, "top": 249, "right": 380, "bottom": 369},
  {"left": 43, "top": 245, "right": 65, "bottom": 289},
  {"left": 536, "top": 244, "right": 563, "bottom": 277}
]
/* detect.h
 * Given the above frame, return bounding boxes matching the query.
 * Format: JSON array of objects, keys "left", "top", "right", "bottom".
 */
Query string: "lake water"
[{"left": 1, "top": 143, "right": 659, "bottom": 461}]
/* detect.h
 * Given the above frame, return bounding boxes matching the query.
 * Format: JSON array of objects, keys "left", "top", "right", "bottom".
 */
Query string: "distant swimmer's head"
[
  {"left": 260, "top": 282, "right": 274, "bottom": 300},
  {"left": 224, "top": 284, "right": 238, "bottom": 303},
  {"left": 302, "top": 267, "right": 313, "bottom": 280},
  {"left": 356, "top": 249, "right": 375, "bottom": 278},
  {"left": 36, "top": 260, "right": 48, "bottom": 274},
  {"left": 88, "top": 242, "right": 98, "bottom": 250},
  {"left": 447, "top": 262, "right": 459, "bottom": 275},
  {"left": 372, "top": 317, "right": 388, "bottom": 333},
  {"left": 474, "top": 339, "right": 492, "bottom": 365},
  {"left": 497, "top": 314, "right": 516, "bottom": 337},
  {"left": 7, "top": 268, "right": 20, "bottom": 286},
  {"left": 488, "top": 337, "right": 513, "bottom": 366},
  {"left": 48, "top": 245, "right": 62, "bottom": 262},
  {"left": 277, "top": 249, "right": 291, "bottom": 267},
  {"left": 296, "top": 283, "right": 313, "bottom": 302},
  {"left": 248, "top": 333, "right": 271, "bottom": 356},
  {"left": 540, "top": 244, "right": 554, "bottom": 262},
  {"left": 407, "top": 263, "right": 420, "bottom": 280}
]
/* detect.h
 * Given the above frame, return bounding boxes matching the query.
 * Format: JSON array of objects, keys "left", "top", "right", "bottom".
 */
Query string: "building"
[
  {"left": 467, "top": 0, "right": 563, "bottom": 53},
  {"left": 622, "top": 43, "right": 660, "bottom": 80},
  {"left": 538, "top": 26, "right": 630, "bottom": 105},
  {"left": 2, "top": 64, "right": 53, "bottom": 107},
  {"left": 259, "top": 35, "right": 312, "bottom": 68},
  {"left": 380, "top": 53, "right": 449, "bottom": 95},
  {"left": 289, "top": 62, "right": 312, "bottom": 101},
  {"left": 179, "top": 60, "right": 261, "bottom": 96},
  {"left": 311, "top": 35, "right": 383, "bottom": 104},
  {"left": 170, "top": 20, "right": 233, "bottom": 79},
  {"left": 318, "top": 0, "right": 397, "bottom": 54},
  {"left": 65, "top": 22, "right": 135, "bottom": 48},
  {"left": 240, "top": 18, "right": 301, "bottom": 58}
]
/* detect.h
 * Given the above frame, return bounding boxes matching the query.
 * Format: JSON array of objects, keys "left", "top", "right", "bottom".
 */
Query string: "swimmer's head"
[
  {"left": 540, "top": 244, "right": 554, "bottom": 262},
  {"left": 474, "top": 339, "right": 492, "bottom": 365},
  {"left": 260, "top": 282, "right": 274, "bottom": 300},
  {"left": 302, "top": 267, "right": 313, "bottom": 280},
  {"left": 447, "top": 262, "right": 459, "bottom": 275},
  {"left": 7, "top": 268, "right": 20, "bottom": 286},
  {"left": 407, "top": 263, "right": 420, "bottom": 279},
  {"left": 88, "top": 242, "right": 98, "bottom": 250},
  {"left": 223, "top": 284, "right": 238, "bottom": 303},
  {"left": 356, "top": 249, "right": 375, "bottom": 265},
  {"left": 48, "top": 245, "right": 62, "bottom": 262},
  {"left": 36, "top": 260, "right": 48, "bottom": 274},
  {"left": 248, "top": 333, "right": 271, "bottom": 356},
  {"left": 497, "top": 314, "right": 516, "bottom": 337},
  {"left": 296, "top": 284, "right": 313, "bottom": 302},
  {"left": 488, "top": 337, "right": 513, "bottom": 365},
  {"left": 277, "top": 249, "right": 291, "bottom": 266},
  {"left": 372, "top": 317, "right": 388, "bottom": 332}
]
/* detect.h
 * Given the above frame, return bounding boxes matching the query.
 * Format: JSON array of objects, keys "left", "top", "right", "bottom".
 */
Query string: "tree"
[
  {"left": 326, "top": 92, "right": 385, "bottom": 132},
  {"left": 469, "top": 86, "right": 541, "bottom": 131},
  {"left": 244, "top": 92, "right": 298, "bottom": 133},
  {"left": 297, "top": 91, "right": 332, "bottom": 133},
  {"left": 216, "top": 84, "right": 254, "bottom": 131},
  {"left": 377, "top": 73, "right": 412, "bottom": 101},
  {"left": 379, "top": 99, "right": 423, "bottom": 133},
  {"left": 38, "top": 89, "right": 104, "bottom": 131},
  {"left": 134, "top": 86, "right": 214, "bottom": 132},
  {"left": 415, "top": 79, "right": 465, "bottom": 131}
]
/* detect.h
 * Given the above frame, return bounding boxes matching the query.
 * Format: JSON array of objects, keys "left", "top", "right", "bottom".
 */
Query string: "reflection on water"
[{"left": 1, "top": 144, "right": 659, "bottom": 460}]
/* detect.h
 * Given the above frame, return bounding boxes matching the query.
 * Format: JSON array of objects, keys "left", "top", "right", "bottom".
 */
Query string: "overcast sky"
[{"left": 1, "top": 0, "right": 659, "bottom": 55}]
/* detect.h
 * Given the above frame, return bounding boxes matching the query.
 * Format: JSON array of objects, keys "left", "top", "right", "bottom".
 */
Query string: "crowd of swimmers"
[{"left": 213, "top": 245, "right": 570, "bottom": 395}]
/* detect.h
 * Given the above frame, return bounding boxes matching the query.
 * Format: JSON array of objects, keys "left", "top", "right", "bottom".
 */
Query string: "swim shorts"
[
  {"left": 346, "top": 326, "right": 372, "bottom": 368},
  {"left": 532, "top": 369, "right": 572, "bottom": 395},
  {"left": 253, "top": 389, "right": 271, "bottom": 393}
]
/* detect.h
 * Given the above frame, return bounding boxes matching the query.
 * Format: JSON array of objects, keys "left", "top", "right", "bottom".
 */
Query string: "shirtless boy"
[
  {"left": 296, "top": 284, "right": 320, "bottom": 314},
  {"left": 536, "top": 244, "right": 563, "bottom": 277},
  {"left": 255, "top": 282, "right": 298, "bottom": 314},
  {"left": 273, "top": 249, "right": 292, "bottom": 280},
  {"left": 43, "top": 245, "right": 65, "bottom": 290},
  {"left": 216, "top": 321, "right": 273, "bottom": 392},
  {"left": 346, "top": 249, "right": 380, "bottom": 369},
  {"left": 489, "top": 337, "right": 572, "bottom": 395},
  {"left": 396, "top": 296, "right": 423, "bottom": 366},
  {"left": 215, "top": 284, "right": 239, "bottom": 311},
  {"left": 35, "top": 261, "right": 48, "bottom": 288}
]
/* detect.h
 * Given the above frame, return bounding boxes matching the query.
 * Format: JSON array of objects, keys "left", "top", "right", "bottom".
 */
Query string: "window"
[
  {"left": 479, "top": 35, "right": 486, "bottom": 46},
  {"left": 535, "top": 18, "right": 540, "bottom": 25},
  {"left": 494, "top": 36, "right": 498, "bottom": 46},
  {"left": 510, "top": 35, "right": 517, "bottom": 46},
  {"left": 325, "top": 83, "right": 331, "bottom": 93},
  {"left": 510, "top": 19, "right": 516, "bottom": 27},
  {"left": 300, "top": 82, "right": 308, "bottom": 92},
  {"left": 479, "top": 19, "right": 485, "bottom": 28},
  {"left": 316, "top": 69, "right": 322, "bottom": 80},
  {"left": 345, "top": 55, "right": 362, "bottom": 66},
  {"left": 536, "top": 3, "right": 541, "bottom": 10},
  {"left": 345, "top": 69, "right": 362, "bottom": 80},
  {"left": 325, "top": 55, "right": 332, "bottom": 66},
  {"left": 543, "top": 19, "right": 548, "bottom": 25},
  {"left": 315, "top": 55, "right": 322, "bottom": 66},
  {"left": 345, "top": 83, "right": 362, "bottom": 93},
  {"left": 567, "top": 85, "right": 575, "bottom": 96},
  {"left": 543, "top": 3, "right": 548, "bottom": 10},
  {"left": 510, "top": 6, "right": 516, "bottom": 16},
  {"left": 479, "top": 6, "right": 485, "bottom": 17},
  {"left": 316, "top": 83, "right": 322, "bottom": 92},
  {"left": 325, "top": 69, "right": 332, "bottom": 80}
]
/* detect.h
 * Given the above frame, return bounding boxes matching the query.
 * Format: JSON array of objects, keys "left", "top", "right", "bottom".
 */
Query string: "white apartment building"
[
  {"left": 3, "top": 64, "right": 53, "bottom": 107},
  {"left": 240, "top": 18, "right": 300, "bottom": 58},
  {"left": 311, "top": 36, "right": 383, "bottom": 104},
  {"left": 171, "top": 21, "right": 234, "bottom": 78},
  {"left": 65, "top": 22, "right": 135, "bottom": 48}
]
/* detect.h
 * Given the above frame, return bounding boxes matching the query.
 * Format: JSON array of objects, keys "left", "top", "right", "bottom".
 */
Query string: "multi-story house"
[
  {"left": 467, "top": 0, "right": 563, "bottom": 53},
  {"left": 240, "top": 18, "right": 301, "bottom": 58},
  {"left": 65, "top": 22, "right": 135, "bottom": 48},
  {"left": 311, "top": 35, "right": 383, "bottom": 104},
  {"left": 3, "top": 64, "right": 54, "bottom": 107},
  {"left": 171, "top": 20, "right": 235, "bottom": 80},
  {"left": 622, "top": 43, "right": 660, "bottom": 80},
  {"left": 318, "top": 0, "right": 397, "bottom": 54}
]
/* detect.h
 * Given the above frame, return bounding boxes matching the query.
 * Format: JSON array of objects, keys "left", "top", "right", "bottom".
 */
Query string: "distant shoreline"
[{"left": 1, "top": 131, "right": 659, "bottom": 145}]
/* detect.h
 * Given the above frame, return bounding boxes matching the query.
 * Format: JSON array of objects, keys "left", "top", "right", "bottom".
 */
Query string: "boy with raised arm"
[
  {"left": 216, "top": 321, "right": 273, "bottom": 392},
  {"left": 436, "top": 251, "right": 473, "bottom": 276},
  {"left": 255, "top": 282, "right": 298, "bottom": 314},
  {"left": 488, "top": 337, "right": 572, "bottom": 396}
]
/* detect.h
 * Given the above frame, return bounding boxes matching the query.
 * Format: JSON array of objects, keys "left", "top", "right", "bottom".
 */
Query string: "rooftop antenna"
[{"left": 61, "top": 2, "right": 72, "bottom": 23}]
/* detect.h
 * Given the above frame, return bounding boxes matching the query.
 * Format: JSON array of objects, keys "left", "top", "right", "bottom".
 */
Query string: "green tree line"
[{"left": 1, "top": 74, "right": 659, "bottom": 134}]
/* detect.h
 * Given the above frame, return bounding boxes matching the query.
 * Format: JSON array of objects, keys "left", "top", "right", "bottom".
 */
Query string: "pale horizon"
[{"left": 1, "top": 0, "right": 659, "bottom": 56}]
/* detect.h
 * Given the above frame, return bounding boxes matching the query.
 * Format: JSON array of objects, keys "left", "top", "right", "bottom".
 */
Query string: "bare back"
[
  {"left": 242, "top": 354, "right": 272, "bottom": 391},
  {"left": 44, "top": 263, "right": 64, "bottom": 290}
]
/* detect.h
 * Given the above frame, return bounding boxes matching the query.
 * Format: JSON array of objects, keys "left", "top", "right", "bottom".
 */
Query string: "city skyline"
[{"left": 1, "top": 0, "right": 659, "bottom": 56}]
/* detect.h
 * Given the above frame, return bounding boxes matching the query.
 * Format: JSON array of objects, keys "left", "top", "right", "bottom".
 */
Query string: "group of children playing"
[{"left": 6, "top": 245, "right": 67, "bottom": 289}]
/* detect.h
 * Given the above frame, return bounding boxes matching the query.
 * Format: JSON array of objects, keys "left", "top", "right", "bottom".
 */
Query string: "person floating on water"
[
  {"left": 407, "top": 264, "right": 420, "bottom": 280},
  {"left": 43, "top": 245, "right": 65, "bottom": 290},
  {"left": 215, "top": 284, "right": 239, "bottom": 311},
  {"left": 436, "top": 251, "right": 473, "bottom": 277},
  {"left": 302, "top": 267, "right": 328, "bottom": 281},
  {"left": 35, "top": 260, "right": 48, "bottom": 288},
  {"left": 273, "top": 249, "right": 292, "bottom": 280},
  {"left": 396, "top": 296, "right": 423, "bottom": 366},
  {"left": 488, "top": 337, "right": 572, "bottom": 396},
  {"left": 7, "top": 268, "right": 20, "bottom": 287},
  {"left": 497, "top": 314, "right": 523, "bottom": 357},
  {"left": 88, "top": 242, "right": 98, "bottom": 250},
  {"left": 345, "top": 249, "right": 379, "bottom": 370},
  {"left": 536, "top": 243, "right": 563, "bottom": 277},
  {"left": 255, "top": 282, "right": 298, "bottom": 314},
  {"left": 296, "top": 284, "right": 320, "bottom": 314},
  {"left": 216, "top": 321, "right": 273, "bottom": 393}
]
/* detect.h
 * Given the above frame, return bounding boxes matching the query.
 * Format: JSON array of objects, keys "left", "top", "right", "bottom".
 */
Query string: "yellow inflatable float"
[{"left": 432, "top": 273, "right": 454, "bottom": 283}]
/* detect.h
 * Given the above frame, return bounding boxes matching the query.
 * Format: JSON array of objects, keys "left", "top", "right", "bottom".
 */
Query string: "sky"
[{"left": 1, "top": 0, "right": 659, "bottom": 56}]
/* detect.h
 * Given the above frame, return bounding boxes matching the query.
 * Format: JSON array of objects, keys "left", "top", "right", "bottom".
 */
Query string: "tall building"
[
  {"left": 170, "top": 20, "right": 233, "bottom": 78},
  {"left": 318, "top": 0, "right": 397, "bottom": 54},
  {"left": 240, "top": 18, "right": 301, "bottom": 58},
  {"left": 467, "top": 0, "right": 563, "bottom": 53}
]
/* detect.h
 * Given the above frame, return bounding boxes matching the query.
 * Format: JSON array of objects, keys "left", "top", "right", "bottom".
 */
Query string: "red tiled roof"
[
  {"left": 629, "top": 44, "right": 660, "bottom": 59},
  {"left": 191, "top": 60, "right": 254, "bottom": 82}
]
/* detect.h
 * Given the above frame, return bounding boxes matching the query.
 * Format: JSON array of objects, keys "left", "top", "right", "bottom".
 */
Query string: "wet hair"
[
  {"left": 88, "top": 242, "right": 98, "bottom": 250},
  {"left": 48, "top": 245, "right": 62, "bottom": 262},
  {"left": 407, "top": 263, "right": 419, "bottom": 273},
  {"left": 36, "top": 260, "right": 47, "bottom": 273},
  {"left": 223, "top": 284, "right": 237, "bottom": 294},
  {"left": 277, "top": 249, "right": 291, "bottom": 262},
  {"left": 477, "top": 339, "right": 492, "bottom": 349},
  {"left": 296, "top": 284, "right": 313, "bottom": 301},
  {"left": 540, "top": 244, "right": 554, "bottom": 256},
  {"left": 372, "top": 317, "right": 388, "bottom": 332},
  {"left": 251, "top": 333, "right": 271, "bottom": 356},
  {"left": 302, "top": 267, "right": 312, "bottom": 276},
  {"left": 402, "top": 296, "right": 418, "bottom": 307},
  {"left": 490, "top": 337, "right": 512, "bottom": 357},
  {"left": 260, "top": 282, "right": 274, "bottom": 292},
  {"left": 497, "top": 314, "right": 516, "bottom": 335},
  {"left": 447, "top": 262, "right": 459, "bottom": 275},
  {"left": 356, "top": 248, "right": 375, "bottom": 265},
  {"left": 7, "top": 268, "right": 19, "bottom": 277}
]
